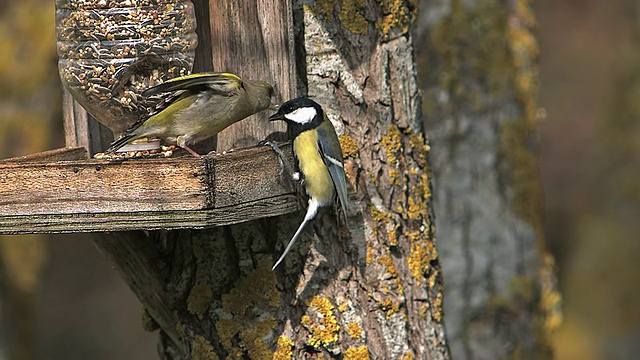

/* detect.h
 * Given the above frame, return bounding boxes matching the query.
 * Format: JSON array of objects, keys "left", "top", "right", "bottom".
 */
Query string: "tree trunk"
[
  {"left": 81, "top": 0, "right": 449, "bottom": 359},
  {"left": 417, "top": 0, "right": 561, "bottom": 359}
]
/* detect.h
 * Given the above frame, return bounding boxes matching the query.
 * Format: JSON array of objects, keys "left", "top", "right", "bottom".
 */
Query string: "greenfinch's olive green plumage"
[{"left": 106, "top": 72, "right": 274, "bottom": 156}]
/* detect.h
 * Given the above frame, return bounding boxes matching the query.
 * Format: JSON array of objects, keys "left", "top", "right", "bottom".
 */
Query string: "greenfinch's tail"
[{"left": 106, "top": 133, "right": 137, "bottom": 154}]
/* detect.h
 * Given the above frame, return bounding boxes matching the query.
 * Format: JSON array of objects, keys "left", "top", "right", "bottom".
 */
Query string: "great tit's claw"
[{"left": 260, "top": 140, "right": 286, "bottom": 175}]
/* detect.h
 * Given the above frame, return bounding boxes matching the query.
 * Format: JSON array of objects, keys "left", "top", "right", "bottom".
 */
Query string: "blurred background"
[
  {"left": 538, "top": 0, "right": 640, "bottom": 359},
  {"left": 0, "top": 0, "right": 638, "bottom": 359}
]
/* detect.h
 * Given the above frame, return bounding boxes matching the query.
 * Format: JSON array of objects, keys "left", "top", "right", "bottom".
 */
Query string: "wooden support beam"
[
  {"left": 0, "top": 144, "right": 300, "bottom": 235},
  {"left": 0, "top": 146, "right": 88, "bottom": 163}
]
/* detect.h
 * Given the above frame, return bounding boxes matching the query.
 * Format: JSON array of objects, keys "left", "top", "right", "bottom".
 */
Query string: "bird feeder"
[{"left": 55, "top": 0, "right": 198, "bottom": 136}]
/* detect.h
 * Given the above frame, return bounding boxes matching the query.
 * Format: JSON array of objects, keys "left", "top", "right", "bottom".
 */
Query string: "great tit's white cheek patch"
[{"left": 284, "top": 107, "right": 317, "bottom": 124}]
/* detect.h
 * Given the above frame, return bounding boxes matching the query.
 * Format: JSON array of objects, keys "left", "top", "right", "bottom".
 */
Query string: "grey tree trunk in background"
[{"left": 418, "top": 1, "right": 561, "bottom": 359}]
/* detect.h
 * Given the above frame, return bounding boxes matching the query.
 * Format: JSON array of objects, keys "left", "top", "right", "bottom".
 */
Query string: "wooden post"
[
  {"left": 58, "top": 0, "right": 299, "bottom": 356},
  {"left": 209, "top": 0, "right": 297, "bottom": 150}
]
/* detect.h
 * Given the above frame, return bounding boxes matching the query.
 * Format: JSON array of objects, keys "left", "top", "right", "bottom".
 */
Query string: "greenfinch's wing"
[{"left": 142, "top": 72, "right": 243, "bottom": 97}]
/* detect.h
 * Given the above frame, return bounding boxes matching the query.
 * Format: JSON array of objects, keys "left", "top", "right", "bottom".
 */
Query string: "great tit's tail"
[
  {"left": 105, "top": 133, "right": 137, "bottom": 154},
  {"left": 272, "top": 199, "right": 321, "bottom": 270}
]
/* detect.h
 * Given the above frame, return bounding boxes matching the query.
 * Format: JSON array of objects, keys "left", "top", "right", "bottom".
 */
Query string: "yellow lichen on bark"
[
  {"left": 380, "top": 297, "right": 401, "bottom": 318},
  {"left": 339, "top": 134, "right": 360, "bottom": 158},
  {"left": 344, "top": 346, "right": 371, "bottom": 360},
  {"left": 375, "top": 0, "right": 417, "bottom": 38},
  {"left": 215, "top": 318, "right": 243, "bottom": 358},
  {"left": 377, "top": 253, "right": 399, "bottom": 278},
  {"left": 540, "top": 255, "right": 563, "bottom": 333},
  {"left": 215, "top": 265, "right": 282, "bottom": 358},
  {"left": 345, "top": 321, "right": 363, "bottom": 339},
  {"left": 406, "top": 230, "right": 438, "bottom": 285},
  {"left": 339, "top": 0, "right": 368, "bottom": 35},
  {"left": 303, "top": 296, "right": 340, "bottom": 348},
  {"left": 273, "top": 335, "right": 294, "bottom": 360},
  {"left": 380, "top": 125, "right": 402, "bottom": 167},
  {"left": 187, "top": 283, "right": 213, "bottom": 319},
  {"left": 190, "top": 335, "right": 218, "bottom": 360},
  {"left": 402, "top": 350, "right": 415, "bottom": 360},
  {"left": 244, "top": 317, "right": 279, "bottom": 359},
  {"left": 309, "top": 0, "right": 336, "bottom": 19}
]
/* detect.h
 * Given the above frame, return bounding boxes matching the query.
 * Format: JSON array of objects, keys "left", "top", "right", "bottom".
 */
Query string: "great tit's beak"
[{"left": 269, "top": 111, "right": 283, "bottom": 121}]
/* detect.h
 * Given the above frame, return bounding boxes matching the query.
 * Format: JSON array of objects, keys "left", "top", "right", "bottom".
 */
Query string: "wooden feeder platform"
[{"left": 0, "top": 145, "right": 300, "bottom": 235}]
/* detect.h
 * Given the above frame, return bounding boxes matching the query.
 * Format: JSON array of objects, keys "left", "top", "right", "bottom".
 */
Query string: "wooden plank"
[
  {"left": 62, "top": 89, "right": 113, "bottom": 154},
  {"left": 0, "top": 144, "right": 300, "bottom": 234},
  {"left": 208, "top": 0, "right": 296, "bottom": 151},
  {"left": 0, "top": 147, "right": 88, "bottom": 163}
]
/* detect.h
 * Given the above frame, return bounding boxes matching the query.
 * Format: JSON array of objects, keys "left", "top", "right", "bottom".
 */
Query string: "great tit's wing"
[
  {"left": 142, "top": 72, "right": 243, "bottom": 97},
  {"left": 317, "top": 120, "right": 349, "bottom": 222}
]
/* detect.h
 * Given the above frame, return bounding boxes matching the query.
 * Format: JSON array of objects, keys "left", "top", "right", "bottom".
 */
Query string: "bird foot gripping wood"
[{"left": 260, "top": 140, "right": 295, "bottom": 177}]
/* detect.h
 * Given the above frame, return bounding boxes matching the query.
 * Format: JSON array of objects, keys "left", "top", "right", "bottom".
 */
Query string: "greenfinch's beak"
[{"left": 268, "top": 102, "right": 279, "bottom": 111}]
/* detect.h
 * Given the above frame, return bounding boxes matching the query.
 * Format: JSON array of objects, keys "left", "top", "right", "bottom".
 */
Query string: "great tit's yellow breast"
[{"left": 294, "top": 130, "right": 335, "bottom": 205}]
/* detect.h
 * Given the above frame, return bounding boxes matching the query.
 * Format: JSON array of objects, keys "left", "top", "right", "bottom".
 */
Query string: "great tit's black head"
[{"left": 269, "top": 97, "right": 324, "bottom": 135}]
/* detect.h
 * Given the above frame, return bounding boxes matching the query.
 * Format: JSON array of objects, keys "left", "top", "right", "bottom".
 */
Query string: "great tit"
[
  {"left": 268, "top": 97, "right": 349, "bottom": 270},
  {"left": 106, "top": 72, "right": 275, "bottom": 157}
]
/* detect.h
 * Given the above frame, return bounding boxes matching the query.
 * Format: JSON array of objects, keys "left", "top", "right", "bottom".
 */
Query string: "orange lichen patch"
[
  {"left": 380, "top": 297, "right": 401, "bottom": 318},
  {"left": 339, "top": 0, "right": 369, "bottom": 35},
  {"left": 217, "top": 265, "right": 281, "bottom": 358},
  {"left": 387, "top": 223, "right": 400, "bottom": 247},
  {"left": 388, "top": 168, "right": 401, "bottom": 185},
  {"left": 406, "top": 196, "right": 422, "bottom": 221},
  {"left": 405, "top": 176, "right": 432, "bottom": 222},
  {"left": 244, "top": 317, "right": 278, "bottom": 359},
  {"left": 406, "top": 231, "right": 438, "bottom": 284},
  {"left": 380, "top": 125, "right": 402, "bottom": 167},
  {"left": 402, "top": 350, "right": 415, "bottom": 360},
  {"left": 309, "top": 0, "right": 336, "bottom": 19},
  {"left": 370, "top": 206, "right": 390, "bottom": 223},
  {"left": 375, "top": 0, "right": 416, "bottom": 39},
  {"left": 344, "top": 346, "right": 371, "bottom": 360},
  {"left": 432, "top": 292, "right": 444, "bottom": 322},
  {"left": 418, "top": 303, "right": 430, "bottom": 319},
  {"left": 377, "top": 254, "right": 399, "bottom": 278},
  {"left": 215, "top": 318, "right": 243, "bottom": 357},
  {"left": 190, "top": 335, "right": 218, "bottom": 360},
  {"left": 420, "top": 173, "right": 432, "bottom": 199},
  {"left": 338, "top": 301, "right": 350, "bottom": 313},
  {"left": 221, "top": 265, "right": 280, "bottom": 316},
  {"left": 301, "top": 314, "right": 313, "bottom": 327},
  {"left": 187, "top": 283, "right": 213, "bottom": 319},
  {"left": 345, "top": 321, "right": 363, "bottom": 339},
  {"left": 339, "top": 133, "right": 360, "bottom": 158},
  {"left": 366, "top": 245, "right": 373, "bottom": 264},
  {"left": 540, "top": 255, "right": 563, "bottom": 332},
  {"left": 304, "top": 296, "right": 340, "bottom": 348},
  {"left": 273, "top": 335, "right": 295, "bottom": 360},
  {"left": 428, "top": 269, "right": 439, "bottom": 289},
  {"left": 406, "top": 127, "right": 431, "bottom": 168}
]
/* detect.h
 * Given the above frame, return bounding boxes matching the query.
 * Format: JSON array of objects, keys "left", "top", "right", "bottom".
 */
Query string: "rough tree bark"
[
  {"left": 104, "top": 0, "right": 449, "bottom": 359},
  {"left": 418, "top": 1, "right": 561, "bottom": 359}
]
